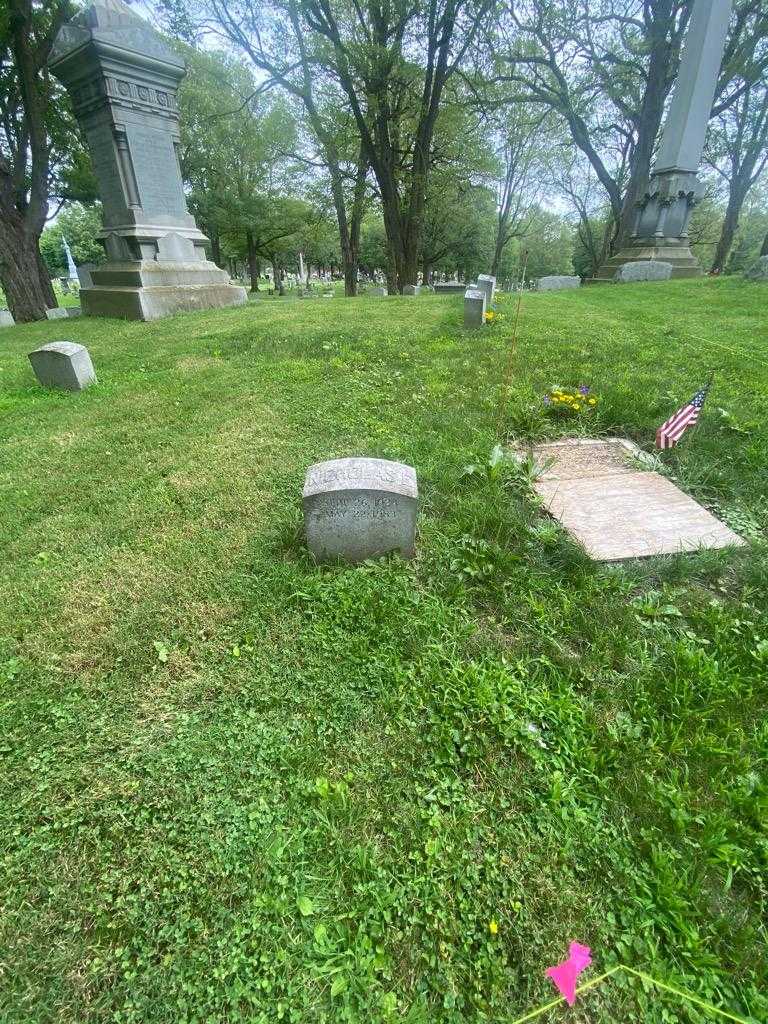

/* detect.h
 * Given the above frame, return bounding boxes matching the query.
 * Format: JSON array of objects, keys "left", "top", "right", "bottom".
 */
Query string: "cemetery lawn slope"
[{"left": 1, "top": 278, "right": 767, "bottom": 1023}]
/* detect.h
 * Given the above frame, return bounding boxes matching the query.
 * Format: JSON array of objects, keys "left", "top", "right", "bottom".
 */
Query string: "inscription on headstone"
[{"left": 303, "top": 457, "right": 418, "bottom": 563}]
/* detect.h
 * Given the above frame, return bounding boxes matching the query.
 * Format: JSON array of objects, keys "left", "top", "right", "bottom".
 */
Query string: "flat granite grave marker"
[
  {"left": 303, "top": 457, "right": 418, "bottom": 563},
  {"left": 45, "top": 307, "right": 70, "bottom": 320},
  {"left": 520, "top": 438, "right": 743, "bottom": 561},
  {"left": 464, "top": 287, "right": 486, "bottom": 327},
  {"left": 28, "top": 341, "right": 97, "bottom": 392},
  {"left": 433, "top": 282, "right": 466, "bottom": 294}
]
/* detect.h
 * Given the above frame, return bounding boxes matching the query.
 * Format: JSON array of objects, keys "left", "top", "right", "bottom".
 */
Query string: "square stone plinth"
[{"left": 521, "top": 438, "right": 744, "bottom": 561}]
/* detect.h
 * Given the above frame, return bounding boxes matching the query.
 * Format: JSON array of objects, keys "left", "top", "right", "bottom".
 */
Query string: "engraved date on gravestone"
[{"left": 303, "top": 457, "right": 418, "bottom": 564}]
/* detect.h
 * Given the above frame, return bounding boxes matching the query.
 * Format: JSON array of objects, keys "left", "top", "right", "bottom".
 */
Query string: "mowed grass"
[{"left": 0, "top": 279, "right": 766, "bottom": 1024}]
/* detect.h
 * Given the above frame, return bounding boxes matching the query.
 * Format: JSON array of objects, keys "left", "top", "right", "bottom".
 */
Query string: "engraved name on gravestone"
[{"left": 303, "top": 458, "right": 418, "bottom": 563}]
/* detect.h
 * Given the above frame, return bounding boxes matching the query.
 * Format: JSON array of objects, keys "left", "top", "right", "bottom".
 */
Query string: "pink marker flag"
[{"left": 545, "top": 942, "right": 592, "bottom": 1006}]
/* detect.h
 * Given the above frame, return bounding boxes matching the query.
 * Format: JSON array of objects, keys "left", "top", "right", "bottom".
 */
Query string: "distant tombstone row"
[
  {"left": 28, "top": 341, "right": 96, "bottom": 392},
  {"left": 303, "top": 457, "right": 417, "bottom": 564}
]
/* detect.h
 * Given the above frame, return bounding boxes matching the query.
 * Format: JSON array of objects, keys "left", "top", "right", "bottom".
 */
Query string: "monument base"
[
  {"left": 592, "top": 242, "right": 701, "bottom": 283},
  {"left": 81, "top": 260, "right": 247, "bottom": 320}
]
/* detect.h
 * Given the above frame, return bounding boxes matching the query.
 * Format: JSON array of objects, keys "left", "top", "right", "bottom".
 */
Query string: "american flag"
[{"left": 655, "top": 381, "right": 712, "bottom": 449}]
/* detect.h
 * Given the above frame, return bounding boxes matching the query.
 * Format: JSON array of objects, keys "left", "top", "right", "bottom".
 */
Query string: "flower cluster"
[
  {"left": 543, "top": 384, "right": 598, "bottom": 413},
  {"left": 484, "top": 309, "right": 505, "bottom": 324}
]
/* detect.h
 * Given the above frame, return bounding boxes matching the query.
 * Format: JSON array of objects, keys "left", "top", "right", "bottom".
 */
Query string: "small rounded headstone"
[
  {"left": 303, "top": 457, "right": 418, "bottom": 564},
  {"left": 28, "top": 341, "right": 97, "bottom": 392},
  {"left": 0, "top": 310, "right": 15, "bottom": 328}
]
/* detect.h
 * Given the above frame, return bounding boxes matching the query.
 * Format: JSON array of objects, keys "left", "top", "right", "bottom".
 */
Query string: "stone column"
[
  {"left": 594, "top": 0, "right": 732, "bottom": 282},
  {"left": 49, "top": 0, "right": 246, "bottom": 320}
]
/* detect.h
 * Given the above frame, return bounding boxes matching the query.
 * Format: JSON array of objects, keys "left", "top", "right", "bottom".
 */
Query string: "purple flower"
[
  {"left": 543, "top": 395, "right": 552, "bottom": 405},
  {"left": 578, "top": 385, "right": 590, "bottom": 396}
]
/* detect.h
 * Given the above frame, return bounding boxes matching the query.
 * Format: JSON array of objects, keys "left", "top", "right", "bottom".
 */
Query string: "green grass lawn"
[{"left": 1, "top": 279, "right": 766, "bottom": 1023}]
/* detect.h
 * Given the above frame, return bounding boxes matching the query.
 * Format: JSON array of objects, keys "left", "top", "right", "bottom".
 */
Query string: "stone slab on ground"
[
  {"left": 303, "top": 457, "right": 417, "bottom": 564},
  {"left": 45, "top": 307, "right": 69, "bottom": 320},
  {"left": 403, "top": 285, "right": 421, "bottom": 296},
  {"left": 28, "top": 341, "right": 97, "bottom": 392},
  {"left": 538, "top": 275, "right": 580, "bottom": 291},
  {"left": 433, "top": 282, "right": 466, "bottom": 294},
  {"left": 614, "top": 260, "right": 673, "bottom": 282},
  {"left": 520, "top": 438, "right": 744, "bottom": 561}
]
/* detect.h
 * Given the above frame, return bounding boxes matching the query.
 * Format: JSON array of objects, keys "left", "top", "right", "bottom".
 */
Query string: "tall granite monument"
[
  {"left": 49, "top": 0, "right": 246, "bottom": 320},
  {"left": 594, "top": 0, "right": 733, "bottom": 281}
]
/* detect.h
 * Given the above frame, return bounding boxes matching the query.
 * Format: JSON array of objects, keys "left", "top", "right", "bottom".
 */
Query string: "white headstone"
[
  {"left": 614, "top": 261, "right": 673, "bottom": 282},
  {"left": 537, "top": 276, "right": 581, "bottom": 291},
  {"left": 45, "top": 307, "right": 70, "bottom": 319},
  {"left": 28, "top": 341, "right": 97, "bottom": 392},
  {"left": 0, "top": 310, "right": 15, "bottom": 327},
  {"left": 369, "top": 287, "right": 387, "bottom": 297},
  {"left": 477, "top": 274, "right": 496, "bottom": 305},
  {"left": 403, "top": 284, "right": 421, "bottom": 296},
  {"left": 464, "top": 288, "right": 486, "bottom": 327},
  {"left": 303, "top": 457, "right": 418, "bottom": 563}
]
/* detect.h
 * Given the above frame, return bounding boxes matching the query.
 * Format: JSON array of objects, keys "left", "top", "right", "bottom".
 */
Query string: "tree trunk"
[
  {"left": 710, "top": 180, "right": 749, "bottom": 273},
  {"left": 210, "top": 232, "right": 222, "bottom": 268},
  {"left": 246, "top": 229, "right": 259, "bottom": 292},
  {"left": 0, "top": 220, "right": 55, "bottom": 321},
  {"left": 760, "top": 231, "right": 768, "bottom": 256},
  {"left": 491, "top": 220, "right": 507, "bottom": 278},
  {"left": 615, "top": 1, "right": 677, "bottom": 248}
]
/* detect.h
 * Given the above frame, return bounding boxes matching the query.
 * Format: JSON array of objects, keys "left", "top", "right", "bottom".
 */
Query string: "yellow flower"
[
  {"left": 573, "top": 403, "right": 581, "bottom": 411},
  {"left": 489, "top": 920, "right": 498, "bottom": 935},
  {"left": 588, "top": 398, "right": 597, "bottom": 405}
]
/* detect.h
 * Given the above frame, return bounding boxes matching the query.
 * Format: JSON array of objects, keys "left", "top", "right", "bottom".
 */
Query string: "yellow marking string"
[{"left": 509, "top": 964, "right": 751, "bottom": 1024}]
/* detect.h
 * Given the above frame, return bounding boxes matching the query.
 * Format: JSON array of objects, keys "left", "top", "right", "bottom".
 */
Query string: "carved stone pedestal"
[{"left": 49, "top": 0, "right": 246, "bottom": 320}]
